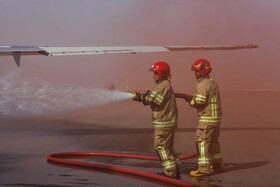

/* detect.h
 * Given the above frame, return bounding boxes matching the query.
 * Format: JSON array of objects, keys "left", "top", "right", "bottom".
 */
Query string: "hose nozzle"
[{"left": 133, "top": 92, "right": 137, "bottom": 98}]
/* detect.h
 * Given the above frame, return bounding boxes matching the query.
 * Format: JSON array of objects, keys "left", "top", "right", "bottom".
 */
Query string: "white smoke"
[{"left": 0, "top": 71, "right": 134, "bottom": 117}]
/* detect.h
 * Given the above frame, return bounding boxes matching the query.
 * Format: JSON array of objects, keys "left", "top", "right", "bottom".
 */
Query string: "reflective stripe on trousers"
[
  {"left": 153, "top": 120, "right": 177, "bottom": 127},
  {"left": 199, "top": 117, "right": 222, "bottom": 123},
  {"left": 198, "top": 142, "right": 210, "bottom": 164},
  {"left": 162, "top": 158, "right": 180, "bottom": 169},
  {"left": 211, "top": 153, "right": 223, "bottom": 160}
]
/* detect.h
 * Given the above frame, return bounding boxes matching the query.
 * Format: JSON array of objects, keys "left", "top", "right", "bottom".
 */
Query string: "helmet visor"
[{"left": 148, "top": 65, "right": 156, "bottom": 72}]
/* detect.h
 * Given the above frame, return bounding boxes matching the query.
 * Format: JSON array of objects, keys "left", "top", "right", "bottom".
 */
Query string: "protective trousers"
[
  {"left": 195, "top": 123, "right": 224, "bottom": 174},
  {"left": 154, "top": 126, "right": 180, "bottom": 177}
]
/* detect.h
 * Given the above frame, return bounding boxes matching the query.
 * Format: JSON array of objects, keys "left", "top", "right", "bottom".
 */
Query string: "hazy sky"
[{"left": 0, "top": 0, "right": 280, "bottom": 92}]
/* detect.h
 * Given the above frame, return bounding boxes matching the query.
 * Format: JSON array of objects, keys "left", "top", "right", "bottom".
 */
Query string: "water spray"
[{"left": 0, "top": 72, "right": 134, "bottom": 117}]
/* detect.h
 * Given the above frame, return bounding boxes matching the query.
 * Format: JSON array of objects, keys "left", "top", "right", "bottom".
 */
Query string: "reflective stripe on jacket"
[
  {"left": 190, "top": 76, "right": 222, "bottom": 123},
  {"left": 144, "top": 80, "right": 178, "bottom": 127}
]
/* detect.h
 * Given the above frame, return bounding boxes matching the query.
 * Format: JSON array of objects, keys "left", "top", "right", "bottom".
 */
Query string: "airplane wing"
[{"left": 0, "top": 44, "right": 258, "bottom": 67}]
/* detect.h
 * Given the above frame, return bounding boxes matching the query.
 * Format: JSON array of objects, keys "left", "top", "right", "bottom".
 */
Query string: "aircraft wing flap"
[{"left": 40, "top": 46, "right": 169, "bottom": 56}]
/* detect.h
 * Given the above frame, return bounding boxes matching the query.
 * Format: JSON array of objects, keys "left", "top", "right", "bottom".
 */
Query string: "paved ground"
[{"left": 0, "top": 90, "right": 279, "bottom": 187}]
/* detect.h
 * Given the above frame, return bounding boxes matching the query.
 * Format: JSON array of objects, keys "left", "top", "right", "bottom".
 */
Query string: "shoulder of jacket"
[
  {"left": 197, "top": 78, "right": 210, "bottom": 89},
  {"left": 155, "top": 80, "right": 171, "bottom": 92},
  {"left": 159, "top": 80, "right": 171, "bottom": 87},
  {"left": 201, "top": 78, "right": 212, "bottom": 85}
]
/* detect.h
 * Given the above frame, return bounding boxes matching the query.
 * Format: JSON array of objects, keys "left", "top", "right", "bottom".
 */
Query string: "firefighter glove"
[
  {"left": 184, "top": 96, "right": 192, "bottom": 103},
  {"left": 142, "top": 90, "right": 150, "bottom": 105},
  {"left": 143, "top": 90, "right": 150, "bottom": 99}
]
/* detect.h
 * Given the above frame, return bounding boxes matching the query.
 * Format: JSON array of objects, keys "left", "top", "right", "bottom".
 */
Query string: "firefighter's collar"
[
  {"left": 197, "top": 75, "right": 210, "bottom": 82},
  {"left": 156, "top": 79, "right": 169, "bottom": 84}
]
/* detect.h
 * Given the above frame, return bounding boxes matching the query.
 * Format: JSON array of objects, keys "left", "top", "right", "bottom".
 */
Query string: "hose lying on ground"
[
  {"left": 47, "top": 152, "right": 199, "bottom": 187},
  {"left": 47, "top": 93, "right": 199, "bottom": 186}
]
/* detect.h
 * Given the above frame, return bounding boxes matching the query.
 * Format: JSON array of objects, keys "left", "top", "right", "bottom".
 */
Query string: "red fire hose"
[
  {"left": 47, "top": 93, "right": 199, "bottom": 187},
  {"left": 47, "top": 152, "right": 198, "bottom": 186}
]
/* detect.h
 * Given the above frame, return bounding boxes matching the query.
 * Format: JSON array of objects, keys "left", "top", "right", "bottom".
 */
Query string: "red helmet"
[
  {"left": 191, "top": 59, "right": 212, "bottom": 77},
  {"left": 149, "top": 61, "right": 171, "bottom": 79}
]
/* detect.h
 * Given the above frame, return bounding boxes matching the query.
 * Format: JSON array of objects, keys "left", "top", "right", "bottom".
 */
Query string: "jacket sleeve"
[
  {"left": 190, "top": 83, "right": 207, "bottom": 108},
  {"left": 145, "top": 86, "right": 167, "bottom": 106}
]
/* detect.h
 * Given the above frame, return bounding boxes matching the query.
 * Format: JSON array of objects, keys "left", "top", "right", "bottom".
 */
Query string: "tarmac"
[{"left": 0, "top": 90, "right": 279, "bottom": 187}]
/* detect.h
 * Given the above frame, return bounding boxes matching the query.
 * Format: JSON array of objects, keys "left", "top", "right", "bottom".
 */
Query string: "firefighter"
[
  {"left": 133, "top": 61, "right": 180, "bottom": 179},
  {"left": 185, "top": 59, "right": 224, "bottom": 177}
]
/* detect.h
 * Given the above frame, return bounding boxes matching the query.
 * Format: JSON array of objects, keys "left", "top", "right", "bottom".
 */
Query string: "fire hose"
[{"left": 47, "top": 93, "right": 200, "bottom": 187}]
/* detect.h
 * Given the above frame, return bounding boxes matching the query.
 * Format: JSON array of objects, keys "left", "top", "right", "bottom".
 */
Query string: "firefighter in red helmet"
[
  {"left": 133, "top": 61, "right": 180, "bottom": 179},
  {"left": 185, "top": 59, "right": 224, "bottom": 177}
]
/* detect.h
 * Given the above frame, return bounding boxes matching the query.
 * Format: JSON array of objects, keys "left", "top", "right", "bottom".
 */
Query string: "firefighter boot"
[
  {"left": 157, "top": 172, "right": 181, "bottom": 180},
  {"left": 190, "top": 170, "right": 210, "bottom": 177},
  {"left": 157, "top": 166, "right": 181, "bottom": 179}
]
